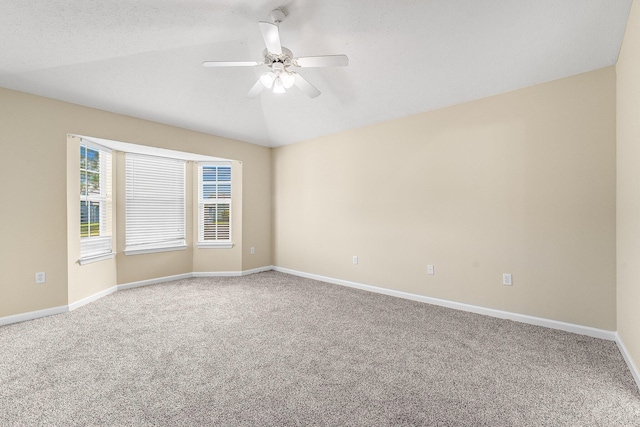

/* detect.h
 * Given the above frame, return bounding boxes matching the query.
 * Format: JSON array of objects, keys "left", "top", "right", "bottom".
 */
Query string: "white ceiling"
[{"left": 0, "top": 1, "right": 632, "bottom": 147}]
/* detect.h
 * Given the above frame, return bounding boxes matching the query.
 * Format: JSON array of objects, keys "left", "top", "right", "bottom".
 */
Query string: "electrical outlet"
[
  {"left": 250, "top": 247, "right": 255, "bottom": 254},
  {"left": 353, "top": 256, "right": 358, "bottom": 265},
  {"left": 427, "top": 265, "right": 435, "bottom": 275},
  {"left": 503, "top": 273, "right": 513, "bottom": 286},
  {"left": 35, "top": 272, "right": 46, "bottom": 284}
]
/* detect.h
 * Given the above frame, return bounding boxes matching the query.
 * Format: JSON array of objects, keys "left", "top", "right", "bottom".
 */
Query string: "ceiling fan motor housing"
[{"left": 263, "top": 47, "right": 293, "bottom": 67}]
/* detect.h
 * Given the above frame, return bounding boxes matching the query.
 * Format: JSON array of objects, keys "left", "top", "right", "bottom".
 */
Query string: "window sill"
[
  {"left": 79, "top": 252, "right": 115, "bottom": 265},
  {"left": 197, "top": 242, "right": 234, "bottom": 249},
  {"left": 125, "top": 245, "right": 188, "bottom": 256}
]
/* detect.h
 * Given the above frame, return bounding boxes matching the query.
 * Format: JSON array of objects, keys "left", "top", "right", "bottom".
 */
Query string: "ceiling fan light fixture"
[
  {"left": 260, "top": 72, "right": 276, "bottom": 88},
  {"left": 281, "top": 72, "right": 295, "bottom": 89},
  {"left": 273, "top": 78, "right": 286, "bottom": 94}
]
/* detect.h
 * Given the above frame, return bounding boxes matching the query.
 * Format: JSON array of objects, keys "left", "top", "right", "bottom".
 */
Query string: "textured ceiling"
[{"left": 0, "top": 0, "right": 632, "bottom": 147}]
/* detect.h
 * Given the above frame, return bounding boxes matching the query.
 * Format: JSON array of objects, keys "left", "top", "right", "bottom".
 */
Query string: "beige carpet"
[{"left": 1, "top": 271, "right": 639, "bottom": 426}]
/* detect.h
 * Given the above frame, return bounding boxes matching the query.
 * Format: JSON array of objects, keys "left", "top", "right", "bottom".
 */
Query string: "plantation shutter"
[
  {"left": 198, "top": 163, "right": 232, "bottom": 244},
  {"left": 125, "top": 153, "right": 186, "bottom": 253},
  {"left": 80, "top": 142, "right": 112, "bottom": 259}
]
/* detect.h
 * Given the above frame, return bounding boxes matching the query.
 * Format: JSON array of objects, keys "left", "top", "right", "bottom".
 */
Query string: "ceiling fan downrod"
[{"left": 269, "top": 8, "right": 286, "bottom": 24}]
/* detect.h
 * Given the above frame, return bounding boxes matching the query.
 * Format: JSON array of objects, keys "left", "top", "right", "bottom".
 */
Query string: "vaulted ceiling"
[{"left": 0, "top": 1, "right": 632, "bottom": 147}]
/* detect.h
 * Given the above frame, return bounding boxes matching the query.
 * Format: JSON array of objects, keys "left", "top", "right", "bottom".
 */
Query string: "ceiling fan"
[{"left": 202, "top": 8, "right": 348, "bottom": 99}]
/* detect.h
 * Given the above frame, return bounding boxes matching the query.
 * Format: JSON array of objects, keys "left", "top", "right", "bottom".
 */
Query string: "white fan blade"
[
  {"left": 247, "top": 79, "right": 264, "bottom": 98},
  {"left": 294, "top": 73, "right": 321, "bottom": 98},
  {"left": 203, "top": 61, "right": 261, "bottom": 67},
  {"left": 258, "top": 21, "right": 283, "bottom": 55},
  {"left": 295, "top": 55, "right": 349, "bottom": 68}
]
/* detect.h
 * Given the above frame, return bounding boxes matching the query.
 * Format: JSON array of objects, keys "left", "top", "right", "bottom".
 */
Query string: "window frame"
[
  {"left": 197, "top": 162, "right": 233, "bottom": 249},
  {"left": 79, "top": 141, "right": 114, "bottom": 264}
]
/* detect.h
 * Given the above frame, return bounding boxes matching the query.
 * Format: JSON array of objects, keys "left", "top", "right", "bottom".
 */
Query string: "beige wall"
[
  {"left": 617, "top": 0, "right": 640, "bottom": 381},
  {"left": 273, "top": 67, "right": 617, "bottom": 330},
  {"left": 0, "top": 51, "right": 623, "bottom": 335},
  {"left": 0, "top": 87, "right": 272, "bottom": 318},
  {"left": 1, "top": 93, "right": 69, "bottom": 317}
]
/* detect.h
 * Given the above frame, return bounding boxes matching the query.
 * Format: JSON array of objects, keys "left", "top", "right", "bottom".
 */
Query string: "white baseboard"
[
  {"left": 0, "top": 266, "right": 618, "bottom": 343},
  {"left": 0, "top": 266, "right": 274, "bottom": 327},
  {"left": 68, "top": 286, "right": 118, "bottom": 311},
  {"left": 3, "top": 265, "right": 638, "bottom": 393},
  {"left": 117, "top": 273, "right": 194, "bottom": 291},
  {"left": 272, "top": 266, "right": 617, "bottom": 341},
  {"left": 0, "top": 305, "right": 69, "bottom": 326},
  {"left": 193, "top": 265, "right": 274, "bottom": 277},
  {"left": 193, "top": 271, "right": 241, "bottom": 277},
  {"left": 241, "top": 265, "right": 274, "bottom": 276},
  {"left": 615, "top": 333, "right": 640, "bottom": 392}
]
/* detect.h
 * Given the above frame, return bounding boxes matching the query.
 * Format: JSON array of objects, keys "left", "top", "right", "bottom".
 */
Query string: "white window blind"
[
  {"left": 198, "top": 163, "right": 232, "bottom": 245},
  {"left": 125, "top": 153, "right": 186, "bottom": 254},
  {"left": 80, "top": 141, "right": 112, "bottom": 259}
]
